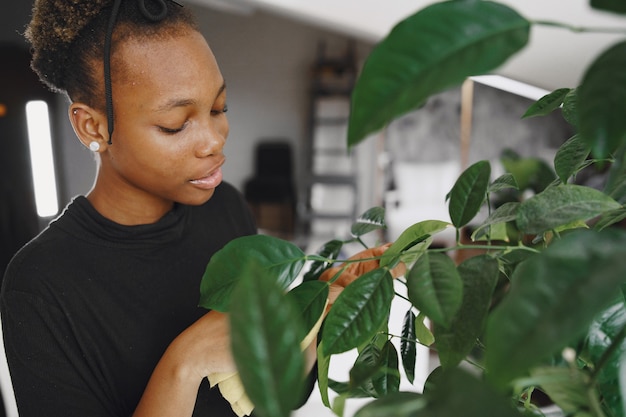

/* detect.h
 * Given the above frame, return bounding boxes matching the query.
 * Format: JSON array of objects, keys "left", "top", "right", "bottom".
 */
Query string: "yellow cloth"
[{"left": 208, "top": 301, "right": 327, "bottom": 417}]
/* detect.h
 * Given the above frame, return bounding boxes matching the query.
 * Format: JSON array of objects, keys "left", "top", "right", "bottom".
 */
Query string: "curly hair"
[{"left": 25, "top": 0, "right": 197, "bottom": 109}]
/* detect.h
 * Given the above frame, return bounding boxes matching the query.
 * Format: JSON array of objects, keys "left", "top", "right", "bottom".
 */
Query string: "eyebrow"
[{"left": 154, "top": 81, "right": 227, "bottom": 113}]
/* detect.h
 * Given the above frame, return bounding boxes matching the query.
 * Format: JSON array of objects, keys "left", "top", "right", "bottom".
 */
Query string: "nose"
[{"left": 195, "top": 122, "right": 227, "bottom": 158}]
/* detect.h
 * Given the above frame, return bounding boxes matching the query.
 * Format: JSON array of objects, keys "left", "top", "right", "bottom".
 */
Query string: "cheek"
[{"left": 113, "top": 131, "right": 184, "bottom": 176}]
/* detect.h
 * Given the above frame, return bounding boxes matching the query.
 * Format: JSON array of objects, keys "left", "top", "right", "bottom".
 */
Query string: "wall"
[
  {"left": 1, "top": 2, "right": 374, "bottom": 214},
  {"left": 1, "top": 1, "right": 98, "bottom": 205},
  {"left": 221, "top": 0, "right": 626, "bottom": 91},
  {"left": 190, "top": 5, "right": 373, "bottom": 197}
]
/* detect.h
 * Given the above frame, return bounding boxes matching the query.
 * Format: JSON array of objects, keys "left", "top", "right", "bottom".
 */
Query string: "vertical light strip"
[{"left": 25, "top": 100, "right": 59, "bottom": 217}]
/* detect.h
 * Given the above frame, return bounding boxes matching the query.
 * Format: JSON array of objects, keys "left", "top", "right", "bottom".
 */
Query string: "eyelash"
[
  {"left": 212, "top": 104, "right": 228, "bottom": 115},
  {"left": 158, "top": 105, "right": 228, "bottom": 134},
  {"left": 158, "top": 124, "right": 186, "bottom": 134}
]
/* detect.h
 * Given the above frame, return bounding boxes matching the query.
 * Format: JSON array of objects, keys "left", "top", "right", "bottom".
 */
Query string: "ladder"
[{"left": 298, "top": 41, "right": 359, "bottom": 241}]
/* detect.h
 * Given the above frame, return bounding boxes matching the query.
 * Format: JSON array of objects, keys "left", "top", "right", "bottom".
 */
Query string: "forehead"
[{"left": 113, "top": 29, "right": 222, "bottom": 99}]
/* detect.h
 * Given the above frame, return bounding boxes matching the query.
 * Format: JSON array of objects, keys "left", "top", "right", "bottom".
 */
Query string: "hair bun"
[{"left": 27, "top": 0, "right": 112, "bottom": 51}]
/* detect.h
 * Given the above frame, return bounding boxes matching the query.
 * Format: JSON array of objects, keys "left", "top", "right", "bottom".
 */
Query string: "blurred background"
[{"left": 0, "top": 1, "right": 622, "bottom": 416}]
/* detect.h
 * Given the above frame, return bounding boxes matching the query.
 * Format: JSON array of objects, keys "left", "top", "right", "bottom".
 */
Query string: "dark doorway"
[{"left": 0, "top": 44, "right": 59, "bottom": 278}]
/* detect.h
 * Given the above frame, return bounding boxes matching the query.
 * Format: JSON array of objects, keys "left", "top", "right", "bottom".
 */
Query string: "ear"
[{"left": 68, "top": 103, "right": 110, "bottom": 152}]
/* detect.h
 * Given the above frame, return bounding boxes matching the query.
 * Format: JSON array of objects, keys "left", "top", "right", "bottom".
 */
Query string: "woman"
[{"left": 1, "top": 0, "right": 392, "bottom": 416}]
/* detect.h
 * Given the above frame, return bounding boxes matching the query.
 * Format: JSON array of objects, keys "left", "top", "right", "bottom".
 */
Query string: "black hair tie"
[
  {"left": 138, "top": 0, "right": 168, "bottom": 21},
  {"left": 103, "top": 0, "right": 183, "bottom": 144}
]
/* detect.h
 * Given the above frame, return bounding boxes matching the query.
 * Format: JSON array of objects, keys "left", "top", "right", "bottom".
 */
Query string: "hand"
[
  {"left": 167, "top": 310, "right": 236, "bottom": 380},
  {"left": 133, "top": 311, "right": 236, "bottom": 416},
  {"left": 319, "top": 243, "right": 406, "bottom": 307}
]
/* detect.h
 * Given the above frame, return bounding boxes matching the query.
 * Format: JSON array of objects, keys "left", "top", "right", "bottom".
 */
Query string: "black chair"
[{"left": 244, "top": 141, "right": 296, "bottom": 236}]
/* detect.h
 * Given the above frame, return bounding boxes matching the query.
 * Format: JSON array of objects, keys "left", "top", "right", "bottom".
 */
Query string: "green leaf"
[
  {"left": 554, "top": 135, "right": 592, "bottom": 184},
  {"left": 380, "top": 220, "right": 451, "bottom": 267},
  {"left": 434, "top": 255, "right": 499, "bottom": 369},
  {"left": 488, "top": 173, "right": 519, "bottom": 193},
  {"left": 485, "top": 228, "right": 626, "bottom": 386},
  {"left": 415, "top": 312, "right": 435, "bottom": 347},
  {"left": 416, "top": 367, "right": 523, "bottom": 417},
  {"left": 516, "top": 184, "right": 621, "bottom": 234},
  {"left": 317, "top": 340, "right": 332, "bottom": 407},
  {"left": 497, "top": 249, "right": 535, "bottom": 279},
  {"left": 373, "top": 340, "right": 401, "bottom": 397},
  {"left": 591, "top": 0, "right": 626, "bottom": 14},
  {"left": 561, "top": 88, "right": 579, "bottom": 128},
  {"left": 229, "top": 262, "right": 305, "bottom": 417},
  {"left": 584, "top": 297, "right": 626, "bottom": 417},
  {"left": 604, "top": 142, "right": 626, "bottom": 204},
  {"left": 407, "top": 252, "right": 463, "bottom": 328},
  {"left": 522, "top": 88, "right": 571, "bottom": 119},
  {"left": 479, "top": 222, "right": 512, "bottom": 242},
  {"left": 322, "top": 269, "right": 394, "bottom": 355},
  {"left": 352, "top": 207, "right": 386, "bottom": 237},
  {"left": 349, "top": 342, "right": 383, "bottom": 395},
  {"left": 287, "top": 280, "right": 329, "bottom": 336},
  {"left": 449, "top": 160, "right": 491, "bottom": 228},
  {"left": 347, "top": 0, "right": 530, "bottom": 146},
  {"left": 303, "top": 239, "right": 343, "bottom": 282},
  {"left": 578, "top": 40, "right": 626, "bottom": 158},
  {"left": 526, "top": 367, "right": 596, "bottom": 415},
  {"left": 353, "top": 391, "right": 426, "bottom": 417},
  {"left": 400, "top": 310, "right": 417, "bottom": 384},
  {"left": 328, "top": 379, "right": 374, "bottom": 399},
  {"left": 332, "top": 394, "right": 347, "bottom": 417},
  {"left": 200, "top": 235, "right": 305, "bottom": 312},
  {"left": 621, "top": 351, "right": 626, "bottom": 417},
  {"left": 501, "top": 153, "right": 557, "bottom": 193},
  {"left": 471, "top": 202, "right": 519, "bottom": 241},
  {"left": 595, "top": 207, "right": 626, "bottom": 231}
]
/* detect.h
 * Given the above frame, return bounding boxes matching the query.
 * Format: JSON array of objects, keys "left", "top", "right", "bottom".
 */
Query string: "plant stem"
[
  {"left": 386, "top": 332, "right": 432, "bottom": 349},
  {"left": 587, "top": 386, "right": 608, "bottom": 417},
  {"left": 459, "top": 355, "right": 486, "bottom": 372},
  {"left": 430, "top": 244, "right": 540, "bottom": 254},
  {"left": 533, "top": 20, "right": 626, "bottom": 35},
  {"left": 394, "top": 291, "right": 411, "bottom": 303}
]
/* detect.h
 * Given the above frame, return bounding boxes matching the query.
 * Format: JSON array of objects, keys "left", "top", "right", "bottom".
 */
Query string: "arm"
[
  {"left": 2, "top": 288, "right": 235, "bottom": 417},
  {"left": 133, "top": 311, "right": 236, "bottom": 417}
]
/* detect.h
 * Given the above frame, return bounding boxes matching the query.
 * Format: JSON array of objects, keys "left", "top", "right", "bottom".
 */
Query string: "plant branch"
[
  {"left": 394, "top": 291, "right": 411, "bottom": 303},
  {"left": 429, "top": 243, "right": 540, "bottom": 254},
  {"left": 533, "top": 20, "right": 626, "bottom": 35},
  {"left": 587, "top": 386, "right": 608, "bottom": 417},
  {"left": 356, "top": 236, "right": 369, "bottom": 250},
  {"left": 386, "top": 332, "right": 432, "bottom": 349}
]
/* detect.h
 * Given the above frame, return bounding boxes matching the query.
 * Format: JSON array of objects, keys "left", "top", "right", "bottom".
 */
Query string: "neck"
[{"left": 86, "top": 178, "right": 174, "bottom": 226}]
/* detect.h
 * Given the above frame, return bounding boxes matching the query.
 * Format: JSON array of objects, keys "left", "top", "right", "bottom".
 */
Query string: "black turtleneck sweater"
[{"left": 1, "top": 182, "right": 257, "bottom": 417}]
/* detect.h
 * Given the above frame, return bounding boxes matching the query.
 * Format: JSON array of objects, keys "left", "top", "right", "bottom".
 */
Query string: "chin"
[{"left": 184, "top": 188, "right": 216, "bottom": 206}]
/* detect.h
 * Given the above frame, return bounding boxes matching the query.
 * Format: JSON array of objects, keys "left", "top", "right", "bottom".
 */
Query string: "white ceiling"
[{"left": 192, "top": 0, "right": 625, "bottom": 91}]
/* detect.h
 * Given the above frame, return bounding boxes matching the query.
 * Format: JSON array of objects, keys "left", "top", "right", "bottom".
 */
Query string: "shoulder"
[
  {"left": 1, "top": 203, "right": 82, "bottom": 297},
  {"left": 2, "top": 232, "right": 54, "bottom": 301}
]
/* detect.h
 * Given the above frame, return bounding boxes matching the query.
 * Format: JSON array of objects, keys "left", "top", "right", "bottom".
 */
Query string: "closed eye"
[
  {"left": 158, "top": 122, "right": 187, "bottom": 134},
  {"left": 211, "top": 104, "right": 228, "bottom": 115}
]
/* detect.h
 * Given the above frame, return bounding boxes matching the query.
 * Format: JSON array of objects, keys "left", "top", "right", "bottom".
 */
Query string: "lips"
[{"left": 190, "top": 163, "right": 224, "bottom": 190}]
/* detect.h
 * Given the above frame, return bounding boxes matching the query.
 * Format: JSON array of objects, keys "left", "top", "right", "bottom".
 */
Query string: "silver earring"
[{"left": 89, "top": 141, "right": 100, "bottom": 152}]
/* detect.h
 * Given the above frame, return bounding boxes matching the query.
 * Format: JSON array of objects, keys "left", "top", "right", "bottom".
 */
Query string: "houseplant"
[{"left": 199, "top": 1, "right": 626, "bottom": 416}]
